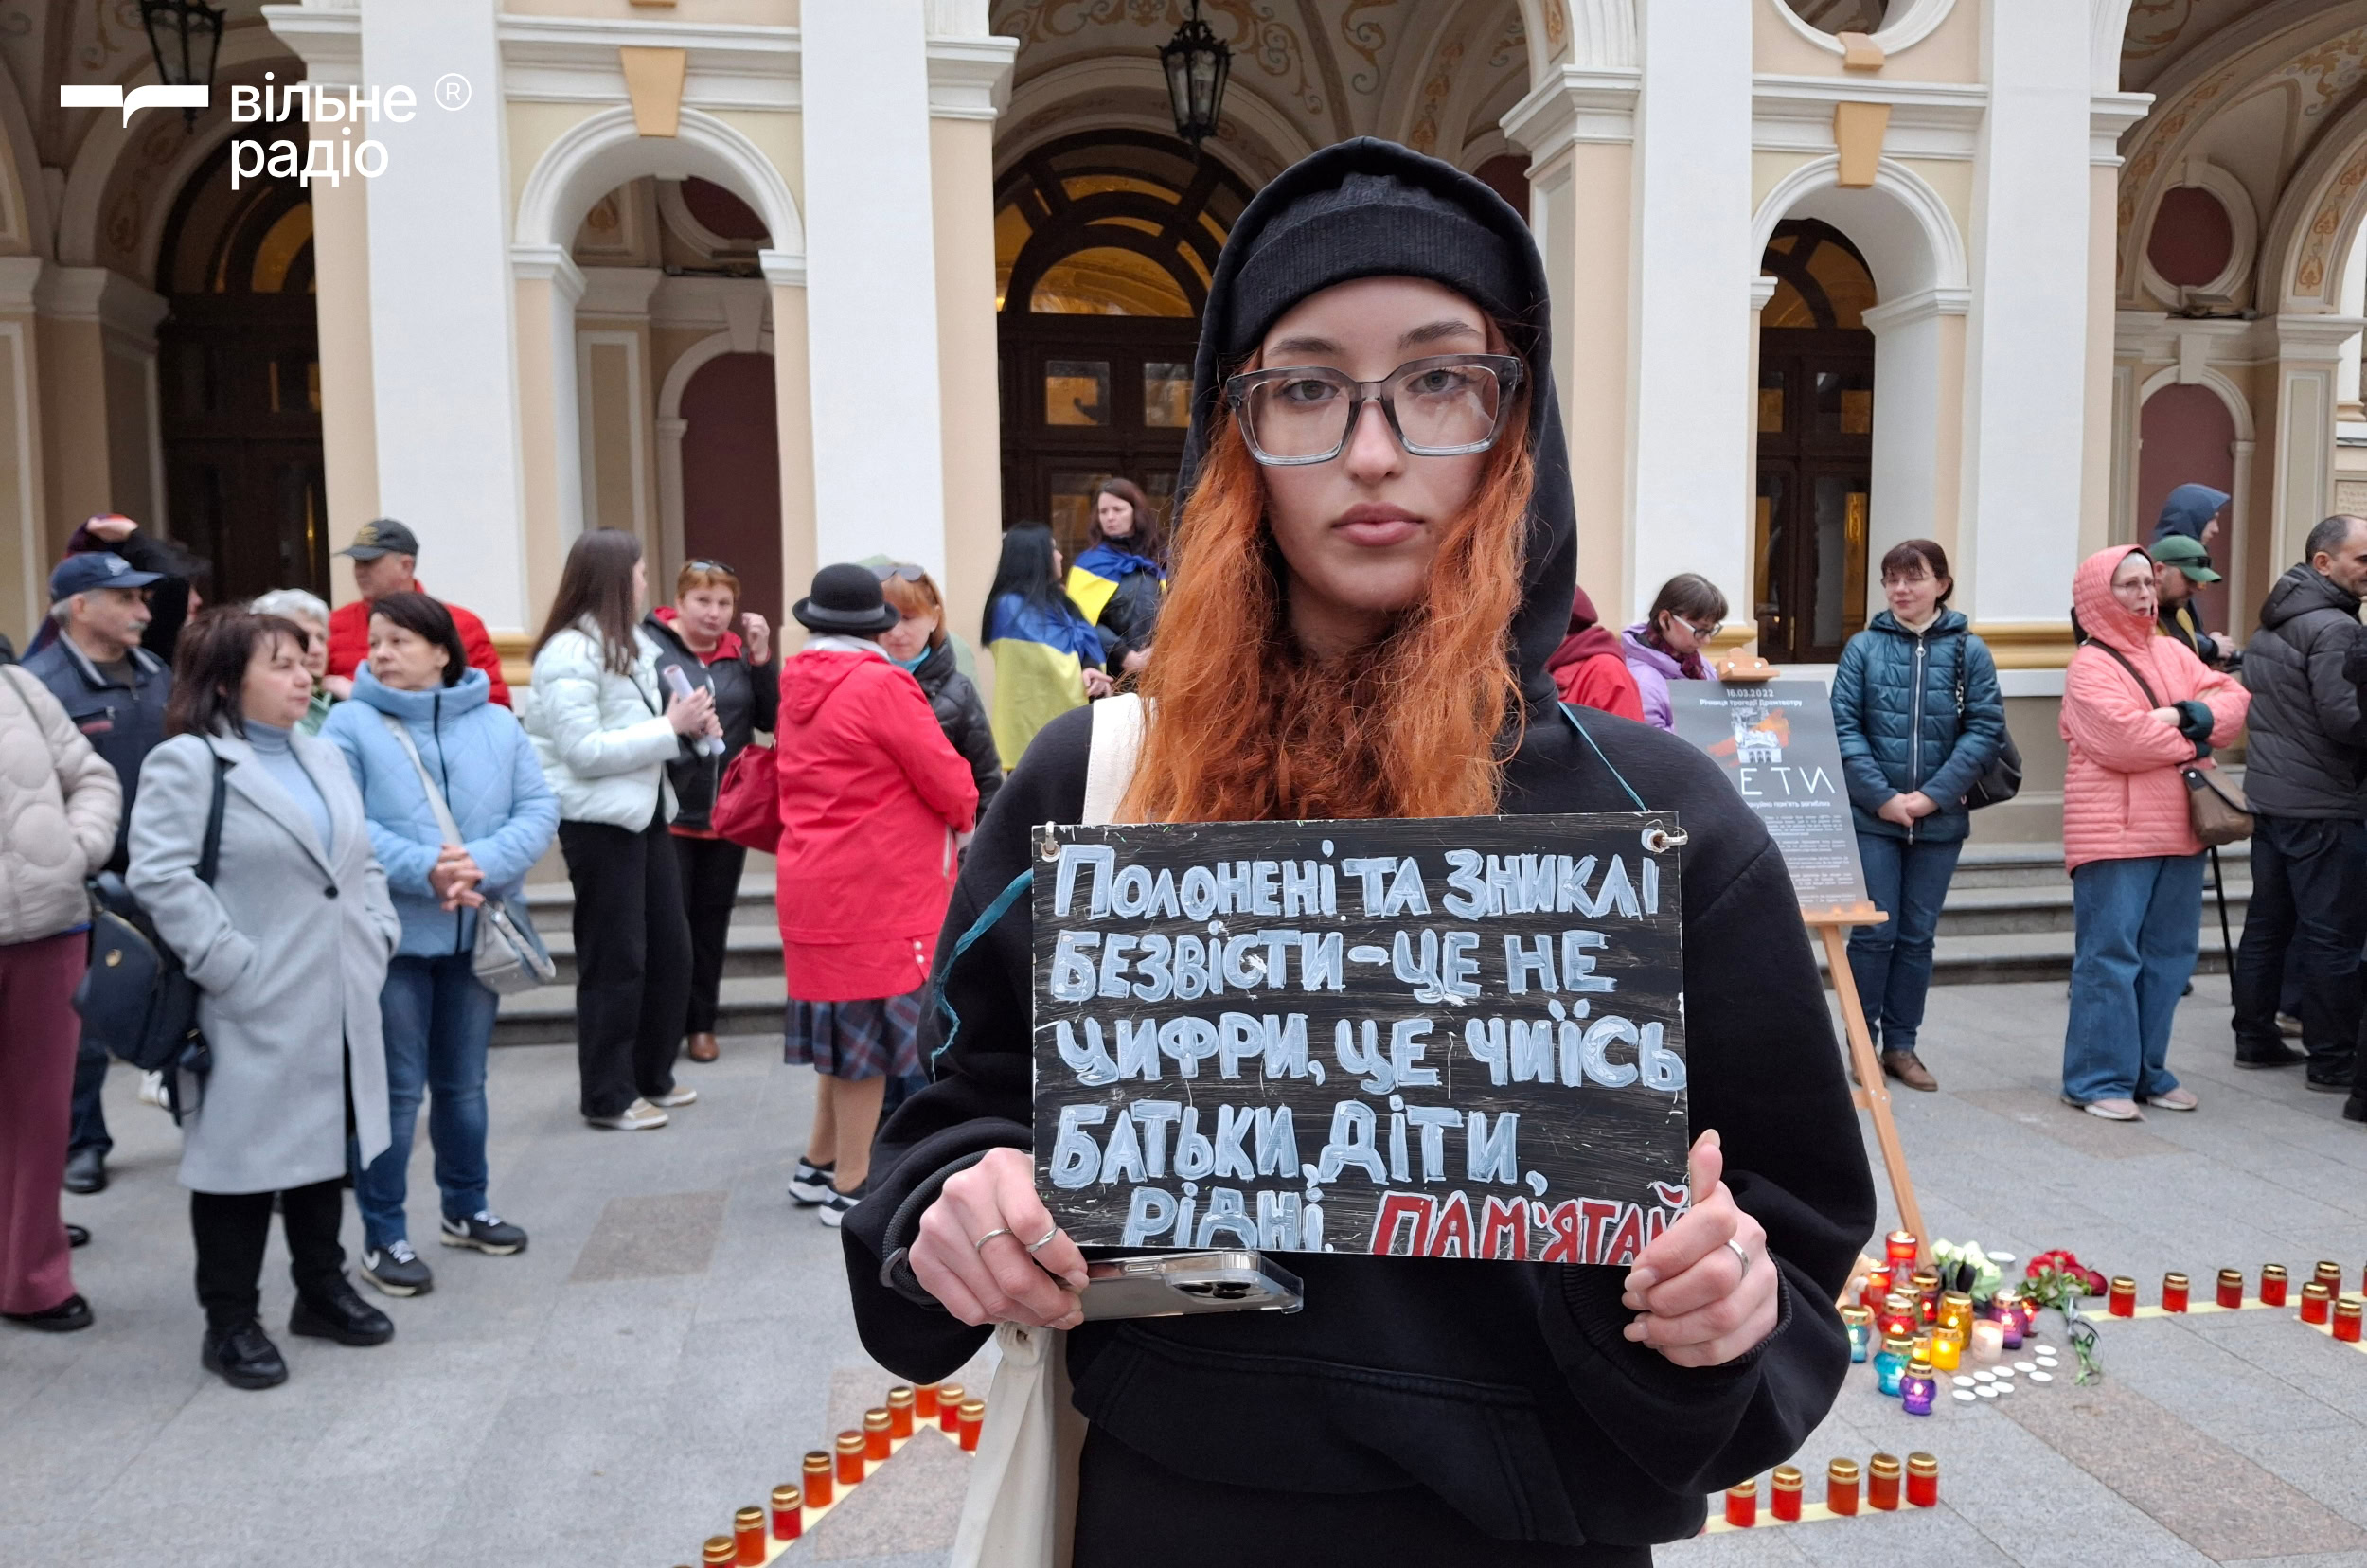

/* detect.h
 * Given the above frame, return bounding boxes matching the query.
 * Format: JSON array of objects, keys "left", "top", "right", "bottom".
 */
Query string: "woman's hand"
[
  {"left": 1875, "top": 794, "right": 1915, "bottom": 828},
  {"left": 667, "top": 686, "right": 718, "bottom": 736},
  {"left": 1619, "top": 1131, "right": 1778, "bottom": 1367},
  {"left": 429, "top": 846, "right": 485, "bottom": 911},
  {"left": 909, "top": 1147, "right": 1090, "bottom": 1329},
  {"left": 1121, "top": 647, "right": 1150, "bottom": 675},
  {"left": 741, "top": 613, "right": 771, "bottom": 665},
  {"left": 1898, "top": 791, "right": 1938, "bottom": 820},
  {"left": 2150, "top": 705, "right": 2180, "bottom": 726},
  {"left": 1081, "top": 668, "right": 1115, "bottom": 699}
]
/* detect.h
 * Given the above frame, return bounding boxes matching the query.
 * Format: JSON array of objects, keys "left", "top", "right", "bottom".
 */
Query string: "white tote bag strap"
[
  {"left": 1080, "top": 693, "right": 1145, "bottom": 827},
  {"left": 950, "top": 1321, "right": 1081, "bottom": 1568},
  {"left": 379, "top": 710, "right": 463, "bottom": 846}
]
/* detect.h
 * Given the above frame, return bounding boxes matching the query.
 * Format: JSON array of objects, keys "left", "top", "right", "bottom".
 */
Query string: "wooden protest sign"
[
  {"left": 1030, "top": 814, "right": 1692, "bottom": 1263},
  {"left": 1665, "top": 677, "right": 1926, "bottom": 1253}
]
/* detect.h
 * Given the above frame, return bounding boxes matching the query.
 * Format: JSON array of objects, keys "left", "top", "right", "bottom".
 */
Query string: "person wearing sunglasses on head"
[
  {"left": 643, "top": 559, "right": 776, "bottom": 1065},
  {"left": 1622, "top": 574, "right": 1728, "bottom": 733}
]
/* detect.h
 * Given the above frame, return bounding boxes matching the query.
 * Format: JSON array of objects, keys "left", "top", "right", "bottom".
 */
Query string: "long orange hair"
[{"left": 1120, "top": 403, "right": 1533, "bottom": 824}]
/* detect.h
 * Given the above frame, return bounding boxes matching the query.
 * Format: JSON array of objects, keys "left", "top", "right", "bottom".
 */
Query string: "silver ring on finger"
[
  {"left": 1023, "top": 1225, "right": 1061, "bottom": 1255},
  {"left": 1725, "top": 1238, "right": 1753, "bottom": 1280},
  {"left": 972, "top": 1227, "right": 1014, "bottom": 1255}
]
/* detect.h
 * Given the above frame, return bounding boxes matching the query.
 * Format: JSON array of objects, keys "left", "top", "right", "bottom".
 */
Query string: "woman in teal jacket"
[{"left": 1829, "top": 540, "right": 2005, "bottom": 1093}]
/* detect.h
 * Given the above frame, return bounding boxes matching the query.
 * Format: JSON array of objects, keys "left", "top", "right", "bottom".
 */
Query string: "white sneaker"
[
  {"left": 138, "top": 1070, "right": 169, "bottom": 1109},
  {"left": 586, "top": 1098, "right": 668, "bottom": 1131},
  {"left": 817, "top": 1188, "right": 861, "bottom": 1229},
  {"left": 646, "top": 1086, "right": 698, "bottom": 1108},
  {"left": 2078, "top": 1097, "right": 2145, "bottom": 1122},
  {"left": 787, "top": 1159, "right": 837, "bottom": 1206}
]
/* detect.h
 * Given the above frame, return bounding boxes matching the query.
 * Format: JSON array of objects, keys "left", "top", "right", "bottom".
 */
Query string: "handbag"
[
  {"left": 949, "top": 693, "right": 1145, "bottom": 1568},
  {"left": 2089, "top": 643, "right": 2253, "bottom": 846},
  {"left": 70, "top": 739, "right": 228, "bottom": 1122},
  {"left": 711, "top": 740, "right": 781, "bottom": 853},
  {"left": 377, "top": 712, "right": 557, "bottom": 993},
  {"left": 1951, "top": 646, "right": 2022, "bottom": 810}
]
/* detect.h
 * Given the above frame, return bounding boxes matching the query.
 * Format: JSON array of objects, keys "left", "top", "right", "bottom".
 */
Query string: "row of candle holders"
[
  {"left": 2101, "top": 1262, "right": 2365, "bottom": 1337},
  {"left": 1720, "top": 1452, "right": 1938, "bottom": 1527},
  {"left": 678, "top": 1382, "right": 984, "bottom": 1568}
]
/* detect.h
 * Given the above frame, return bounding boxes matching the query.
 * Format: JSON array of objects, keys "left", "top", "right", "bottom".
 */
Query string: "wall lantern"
[
  {"left": 1161, "top": 0, "right": 1231, "bottom": 150},
  {"left": 137, "top": 0, "right": 225, "bottom": 130}
]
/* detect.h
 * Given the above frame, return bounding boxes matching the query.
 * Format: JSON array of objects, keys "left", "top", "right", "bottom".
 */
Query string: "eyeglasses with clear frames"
[{"left": 1223, "top": 353, "right": 1524, "bottom": 466}]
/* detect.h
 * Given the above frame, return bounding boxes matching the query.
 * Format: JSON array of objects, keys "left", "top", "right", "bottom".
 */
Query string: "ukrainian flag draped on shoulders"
[
  {"left": 985, "top": 592, "right": 1102, "bottom": 769},
  {"left": 1063, "top": 541, "right": 1165, "bottom": 628}
]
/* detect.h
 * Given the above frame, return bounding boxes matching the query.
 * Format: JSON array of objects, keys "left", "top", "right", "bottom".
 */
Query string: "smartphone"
[{"left": 1077, "top": 1249, "right": 1305, "bottom": 1321}]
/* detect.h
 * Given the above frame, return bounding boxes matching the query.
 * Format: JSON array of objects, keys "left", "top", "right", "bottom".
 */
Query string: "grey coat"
[{"left": 128, "top": 730, "right": 398, "bottom": 1194}]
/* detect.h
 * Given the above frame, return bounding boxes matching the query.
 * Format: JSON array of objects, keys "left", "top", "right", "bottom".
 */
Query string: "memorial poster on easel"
[
  {"left": 1666, "top": 681, "right": 1870, "bottom": 919},
  {"left": 1029, "top": 815, "right": 1693, "bottom": 1265}
]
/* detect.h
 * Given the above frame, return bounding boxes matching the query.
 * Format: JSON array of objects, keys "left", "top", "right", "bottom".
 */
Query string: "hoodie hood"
[
  {"left": 1547, "top": 586, "right": 1620, "bottom": 672},
  {"left": 2258, "top": 561, "right": 2362, "bottom": 631},
  {"left": 350, "top": 664, "right": 491, "bottom": 722},
  {"left": 2072, "top": 545, "right": 2156, "bottom": 656},
  {"left": 2152, "top": 483, "right": 2229, "bottom": 543},
  {"left": 781, "top": 643, "right": 891, "bottom": 724},
  {"left": 1178, "top": 137, "right": 1571, "bottom": 714}
]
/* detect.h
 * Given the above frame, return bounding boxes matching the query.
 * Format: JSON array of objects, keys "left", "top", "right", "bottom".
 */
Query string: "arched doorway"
[
  {"left": 2137, "top": 381, "right": 2236, "bottom": 637},
  {"left": 1754, "top": 219, "right": 1877, "bottom": 664},
  {"left": 154, "top": 116, "right": 326, "bottom": 601},
  {"left": 679, "top": 350, "right": 783, "bottom": 631},
  {"left": 995, "top": 132, "right": 1254, "bottom": 560}
]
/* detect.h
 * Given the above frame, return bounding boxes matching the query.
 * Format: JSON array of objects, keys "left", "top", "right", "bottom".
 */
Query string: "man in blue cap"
[{"left": 23, "top": 551, "right": 172, "bottom": 1195}]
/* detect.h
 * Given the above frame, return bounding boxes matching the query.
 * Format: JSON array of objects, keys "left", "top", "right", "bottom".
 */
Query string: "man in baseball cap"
[
  {"left": 2150, "top": 532, "right": 2230, "bottom": 666},
  {"left": 325, "top": 518, "right": 510, "bottom": 705},
  {"left": 22, "top": 552, "right": 173, "bottom": 1195}
]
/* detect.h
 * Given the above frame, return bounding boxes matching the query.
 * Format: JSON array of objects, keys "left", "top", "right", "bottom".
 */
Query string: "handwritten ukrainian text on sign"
[
  {"left": 1666, "top": 681, "right": 1869, "bottom": 917},
  {"left": 1031, "top": 815, "right": 1691, "bottom": 1263}
]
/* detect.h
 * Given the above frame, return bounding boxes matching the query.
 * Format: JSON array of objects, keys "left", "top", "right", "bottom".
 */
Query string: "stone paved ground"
[{"left": 7, "top": 975, "right": 2367, "bottom": 1568}]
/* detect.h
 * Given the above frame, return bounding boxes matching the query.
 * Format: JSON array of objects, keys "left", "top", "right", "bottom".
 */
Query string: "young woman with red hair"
[{"left": 844, "top": 140, "right": 1872, "bottom": 1563}]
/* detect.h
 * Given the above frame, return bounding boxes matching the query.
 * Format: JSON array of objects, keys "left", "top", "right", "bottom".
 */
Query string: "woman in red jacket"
[
  {"left": 2059, "top": 544, "right": 2249, "bottom": 1121},
  {"left": 1547, "top": 585, "right": 1646, "bottom": 722},
  {"left": 775, "top": 565, "right": 979, "bottom": 1225}
]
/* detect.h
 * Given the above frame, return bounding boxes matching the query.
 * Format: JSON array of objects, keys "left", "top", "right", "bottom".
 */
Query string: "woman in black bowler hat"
[{"left": 774, "top": 565, "right": 978, "bottom": 1226}]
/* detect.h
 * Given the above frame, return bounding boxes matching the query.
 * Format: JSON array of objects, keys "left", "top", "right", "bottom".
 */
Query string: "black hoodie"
[{"left": 842, "top": 140, "right": 1873, "bottom": 1549}]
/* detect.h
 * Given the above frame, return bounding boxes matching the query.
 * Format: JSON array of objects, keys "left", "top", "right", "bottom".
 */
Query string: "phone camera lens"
[{"left": 1176, "top": 1280, "right": 1253, "bottom": 1300}]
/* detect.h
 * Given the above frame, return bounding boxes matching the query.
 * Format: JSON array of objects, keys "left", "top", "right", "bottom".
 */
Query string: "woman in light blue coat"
[{"left": 324, "top": 592, "right": 557, "bottom": 1299}]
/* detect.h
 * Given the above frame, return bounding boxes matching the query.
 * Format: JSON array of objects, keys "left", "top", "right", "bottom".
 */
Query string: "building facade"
[{"left": 3, "top": 1, "right": 2364, "bottom": 840}]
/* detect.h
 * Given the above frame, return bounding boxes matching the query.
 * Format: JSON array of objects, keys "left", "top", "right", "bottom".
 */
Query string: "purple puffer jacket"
[{"left": 1621, "top": 625, "right": 1692, "bottom": 731}]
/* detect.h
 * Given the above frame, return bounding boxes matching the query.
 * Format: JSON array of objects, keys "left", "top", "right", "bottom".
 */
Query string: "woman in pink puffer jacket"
[{"left": 2059, "top": 544, "right": 2249, "bottom": 1122}]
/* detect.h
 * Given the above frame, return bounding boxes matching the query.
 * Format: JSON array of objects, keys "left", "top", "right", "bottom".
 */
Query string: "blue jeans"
[
  {"left": 355, "top": 952, "right": 497, "bottom": 1249},
  {"left": 1848, "top": 832, "right": 1964, "bottom": 1056},
  {"left": 2064, "top": 853, "right": 2205, "bottom": 1104}
]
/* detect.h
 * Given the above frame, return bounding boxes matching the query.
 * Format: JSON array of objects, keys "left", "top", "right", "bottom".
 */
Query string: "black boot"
[
  {"left": 2343, "top": 1094, "right": 2367, "bottom": 1125},
  {"left": 2233, "top": 1039, "right": 2307, "bottom": 1069},
  {"left": 290, "top": 1280, "right": 394, "bottom": 1346},
  {"left": 4, "top": 1294, "right": 92, "bottom": 1333},
  {"left": 202, "top": 1320, "right": 289, "bottom": 1389}
]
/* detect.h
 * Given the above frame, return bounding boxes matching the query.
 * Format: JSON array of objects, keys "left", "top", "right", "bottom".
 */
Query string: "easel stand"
[{"left": 1807, "top": 904, "right": 1927, "bottom": 1250}]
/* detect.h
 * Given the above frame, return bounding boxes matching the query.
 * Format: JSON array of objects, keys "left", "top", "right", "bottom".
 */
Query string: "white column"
[
  {"left": 802, "top": 0, "right": 947, "bottom": 577},
  {"left": 1627, "top": 0, "right": 1753, "bottom": 621},
  {"left": 2270, "top": 315, "right": 2364, "bottom": 562},
  {"left": 1860, "top": 292, "right": 1963, "bottom": 567},
  {"left": 1954, "top": 0, "right": 2094, "bottom": 624},
  {"left": 358, "top": 0, "right": 530, "bottom": 631}
]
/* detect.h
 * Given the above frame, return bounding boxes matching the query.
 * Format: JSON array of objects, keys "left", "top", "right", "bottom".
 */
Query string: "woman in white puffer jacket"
[{"left": 525, "top": 530, "right": 719, "bottom": 1131}]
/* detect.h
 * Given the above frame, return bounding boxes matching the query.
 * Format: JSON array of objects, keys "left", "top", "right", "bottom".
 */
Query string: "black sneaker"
[
  {"left": 4, "top": 1293, "right": 92, "bottom": 1333},
  {"left": 360, "top": 1239, "right": 434, "bottom": 1297},
  {"left": 788, "top": 1158, "right": 837, "bottom": 1206},
  {"left": 2306, "top": 1066, "right": 2356, "bottom": 1094},
  {"left": 2344, "top": 1095, "right": 2367, "bottom": 1124},
  {"left": 817, "top": 1185, "right": 864, "bottom": 1230},
  {"left": 203, "top": 1320, "right": 288, "bottom": 1389},
  {"left": 439, "top": 1211, "right": 527, "bottom": 1256},
  {"left": 2234, "top": 1040, "right": 2307, "bottom": 1069},
  {"left": 65, "top": 1223, "right": 89, "bottom": 1248},
  {"left": 290, "top": 1282, "right": 394, "bottom": 1346}
]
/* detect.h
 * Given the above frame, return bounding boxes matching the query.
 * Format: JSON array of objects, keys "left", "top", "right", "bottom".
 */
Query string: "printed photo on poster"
[{"left": 1666, "top": 681, "right": 1870, "bottom": 918}]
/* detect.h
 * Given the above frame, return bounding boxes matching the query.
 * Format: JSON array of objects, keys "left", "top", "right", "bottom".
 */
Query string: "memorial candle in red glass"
[
  {"left": 2303, "top": 1282, "right": 2333, "bottom": 1325},
  {"left": 958, "top": 1399, "right": 986, "bottom": 1452},
  {"left": 834, "top": 1433, "right": 865, "bottom": 1486},
  {"left": 938, "top": 1384, "right": 966, "bottom": 1434},
  {"left": 863, "top": 1410, "right": 891, "bottom": 1462},
  {"left": 1771, "top": 1466, "right": 1803, "bottom": 1522},
  {"left": 1723, "top": 1481, "right": 1757, "bottom": 1528},
  {"left": 1826, "top": 1458, "right": 1860, "bottom": 1515},
  {"left": 1906, "top": 1452, "right": 1939, "bottom": 1507},
  {"left": 2162, "top": 1273, "right": 2189, "bottom": 1313},
  {"left": 802, "top": 1452, "right": 832, "bottom": 1509},
  {"left": 734, "top": 1507, "right": 766, "bottom": 1566},
  {"left": 887, "top": 1385, "right": 916, "bottom": 1439},
  {"left": 2337, "top": 1295, "right": 2363, "bottom": 1344},
  {"left": 1868, "top": 1454, "right": 1902, "bottom": 1510},
  {"left": 1885, "top": 1231, "right": 1919, "bottom": 1271},
  {"left": 771, "top": 1485, "right": 802, "bottom": 1541},
  {"left": 2216, "top": 1269, "right": 2245, "bottom": 1310},
  {"left": 2108, "top": 1276, "right": 2137, "bottom": 1317},
  {"left": 2261, "top": 1265, "right": 2288, "bottom": 1307}
]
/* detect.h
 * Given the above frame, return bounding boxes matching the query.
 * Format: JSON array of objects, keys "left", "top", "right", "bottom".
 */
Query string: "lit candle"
[
  {"left": 1885, "top": 1231, "right": 1920, "bottom": 1271},
  {"left": 1912, "top": 1269, "right": 1943, "bottom": 1325},
  {"left": 1931, "top": 1329, "right": 1965, "bottom": 1372},
  {"left": 1992, "top": 1290, "right": 2025, "bottom": 1349},
  {"left": 1906, "top": 1452, "right": 1939, "bottom": 1507},
  {"left": 1840, "top": 1304, "right": 1873, "bottom": 1363},
  {"left": 2216, "top": 1269, "right": 2245, "bottom": 1310},
  {"left": 1826, "top": 1458, "right": 1860, "bottom": 1515},
  {"left": 2261, "top": 1265, "right": 2288, "bottom": 1307},
  {"left": 1900, "top": 1359, "right": 1937, "bottom": 1416},
  {"left": 1861, "top": 1264, "right": 1894, "bottom": 1312},
  {"left": 734, "top": 1506, "right": 766, "bottom": 1567},
  {"left": 1878, "top": 1292, "right": 1919, "bottom": 1341},
  {"left": 802, "top": 1452, "right": 832, "bottom": 1509},
  {"left": 1937, "top": 1291, "right": 1974, "bottom": 1335},
  {"left": 1969, "top": 1319, "right": 2004, "bottom": 1364},
  {"left": 1874, "top": 1333, "right": 1913, "bottom": 1395},
  {"left": 1868, "top": 1453, "right": 1902, "bottom": 1510},
  {"left": 2303, "top": 1282, "right": 2334, "bottom": 1326},
  {"left": 2337, "top": 1294, "right": 2364, "bottom": 1345},
  {"left": 2162, "top": 1273, "right": 2189, "bottom": 1313},
  {"left": 1724, "top": 1480, "right": 1758, "bottom": 1528},
  {"left": 887, "top": 1385, "right": 916, "bottom": 1439},
  {"left": 1771, "top": 1466, "right": 1803, "bottom": 1522},
  {"left": 834, "top": 1432, "right": 865, "bottom": 1486},
  {"left": 770, "top": 1485, "right": 802, "bottom": 1542},
  {"left": 2108, "top": 1276, "right": 2137, "bottom": 1317}
]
